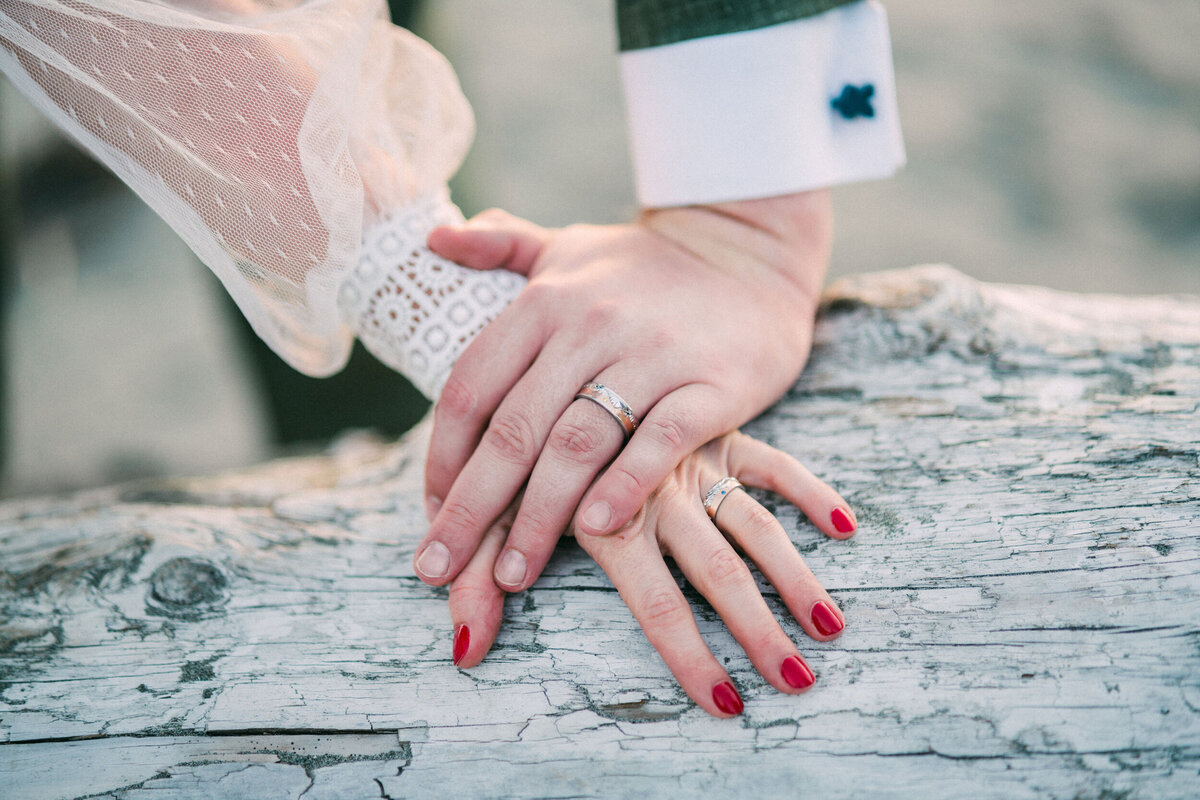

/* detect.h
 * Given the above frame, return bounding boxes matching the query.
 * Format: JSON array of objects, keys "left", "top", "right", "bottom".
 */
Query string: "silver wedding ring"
[
  {"left": 703, "top": 477, "right": 745, "bottom": 521},
  {"left": 574, "top": 382, "right": 638, "bottom": 438}
]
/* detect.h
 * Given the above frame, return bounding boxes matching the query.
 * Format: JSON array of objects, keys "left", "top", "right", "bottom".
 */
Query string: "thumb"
[{"left": 427, "top": 208, "right": 550, "bottom": 276}]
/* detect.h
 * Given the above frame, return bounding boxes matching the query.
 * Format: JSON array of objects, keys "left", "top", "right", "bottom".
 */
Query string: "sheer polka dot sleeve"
[{"left": 0, "top": 0, "right": 524, "bottom": 395}]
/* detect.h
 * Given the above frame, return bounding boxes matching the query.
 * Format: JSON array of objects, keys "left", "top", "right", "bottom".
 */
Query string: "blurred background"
[{"left": 1, "top": 0, "right": 1197, "bottom": 496}]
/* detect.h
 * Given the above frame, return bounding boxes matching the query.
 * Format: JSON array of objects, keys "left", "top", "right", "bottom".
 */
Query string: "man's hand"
[{"left": 411, "top": 190, "right": 833, "bottom": 592}]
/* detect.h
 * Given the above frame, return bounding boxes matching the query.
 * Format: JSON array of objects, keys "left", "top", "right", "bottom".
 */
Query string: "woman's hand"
[
  {"left": 413, "top": 191, "right": 833, "bottom": 597},
  {"left": 448, "top": 431, "right": 856, "bottom": 718}
]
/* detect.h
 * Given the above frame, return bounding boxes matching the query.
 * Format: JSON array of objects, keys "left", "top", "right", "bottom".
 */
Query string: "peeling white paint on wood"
[{"left": 1, "top": 266, "right": 1198, "bottom": 799}]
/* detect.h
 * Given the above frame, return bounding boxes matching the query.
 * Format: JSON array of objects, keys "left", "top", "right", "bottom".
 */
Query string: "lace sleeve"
[{"left": 0, "top": 0, "right": 524, "bottom": 394}]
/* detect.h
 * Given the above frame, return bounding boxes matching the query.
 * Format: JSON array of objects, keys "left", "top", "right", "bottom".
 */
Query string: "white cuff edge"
[{"left": 620, "top": 0, "right": 905, "bottom": 208}]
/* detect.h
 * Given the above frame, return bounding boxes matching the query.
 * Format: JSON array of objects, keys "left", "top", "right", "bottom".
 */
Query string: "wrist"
[
  {"left": 339, "top": 193, "right": 526, "bottom": 399},
  {"left": 637, "top": 189, "right": 832, "bottom": 310}
]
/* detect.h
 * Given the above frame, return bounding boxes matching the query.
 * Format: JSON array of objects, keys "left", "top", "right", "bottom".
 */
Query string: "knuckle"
[
  {"left": 704, "top": 547, "right": 752, "bottom": 591},
  {"left": 608, "top": 465, "right": 651, "bottom": 499},
  {"left": 742, "top": 505, "right": 780, "bottom": 540},
  {"left": 437, "top": 374, "right": 478, "bottom": 421},
  {"left": 584, "top": 301, "right": 621, "bottom": 331},
  {"left": 643, "top": 415, "right": 691, "bottom": 452},
  {"left": 482, "top": 412, "right": 538, "bottom": 464},
  {"left": 750, "top": 628, "right": 784, "bottom": 657},
  {"left": 642, "top": 326, "right": 679, "bottom": 353},
  {"left": 548, "top": 418, "right": 606, "bottom": 461},
  {"left": 517, "top": 279, "right": 553, "bottom": 305},
  {"left": 513, "top": 504, "right": 559, "bottom": 542},
  {"left": 639, "top": 587, "right": 689, "bottom": 627},
  {"left": 439, "top": 498, "right": 488, "bottom": 535},
  {"left": 450, "top": 581, "right": 498, "bottom": 609}
]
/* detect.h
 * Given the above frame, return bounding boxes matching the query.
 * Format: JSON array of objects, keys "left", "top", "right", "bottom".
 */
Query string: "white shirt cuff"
[{"left": 619, "top": 0, "right": 905, "bottom": 208}]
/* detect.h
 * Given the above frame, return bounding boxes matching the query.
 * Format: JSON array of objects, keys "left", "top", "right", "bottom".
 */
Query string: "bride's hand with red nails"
[
  {"left": 448, "top": 431, "right": 856, "bottom": 718},
  {"left": 413, "top": 191, "right": 833, "bottom": 602}
]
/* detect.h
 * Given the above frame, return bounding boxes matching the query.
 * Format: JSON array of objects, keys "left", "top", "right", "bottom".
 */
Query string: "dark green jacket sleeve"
[{"left": 616, "top": 0, "right": 859, "bottom": 51}]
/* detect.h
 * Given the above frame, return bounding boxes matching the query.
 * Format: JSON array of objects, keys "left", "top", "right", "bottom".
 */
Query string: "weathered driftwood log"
[{"left": 1, "top": 266, "right": 1198, "bottom": 799}]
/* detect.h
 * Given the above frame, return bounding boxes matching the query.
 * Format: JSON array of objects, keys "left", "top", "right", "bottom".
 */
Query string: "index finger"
[
  {"left": 423, "top": 303, "right": 543, "bottom": 519},
  {"left": 416, "top": 339, "right": 596, "bottom": 584}
]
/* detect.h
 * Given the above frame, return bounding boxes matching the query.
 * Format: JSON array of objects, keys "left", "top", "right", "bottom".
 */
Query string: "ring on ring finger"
[
  {"left": 701, "top": 473, "right": 847, "bottom": 642},
  {"left": 574, "top": 382, "right": 639, "bottom": 438},
  {"left": 703, "top": 476, "right": 746, "bottom": 523}
]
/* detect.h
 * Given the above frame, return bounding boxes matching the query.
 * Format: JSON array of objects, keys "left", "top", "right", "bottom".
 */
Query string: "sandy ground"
[{"left": 2, "top": 0, "right": 1197, "bottom": 494}]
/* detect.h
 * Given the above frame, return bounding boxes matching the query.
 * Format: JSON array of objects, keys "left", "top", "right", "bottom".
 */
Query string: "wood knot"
[{"left": 145, "top": 557, "right": 229, "bottom": 619}]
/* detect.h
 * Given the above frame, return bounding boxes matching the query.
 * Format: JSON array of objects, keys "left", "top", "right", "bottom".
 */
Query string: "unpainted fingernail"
[
  {"left": 712, "top": 681, "right": 744, "bottom": 715},
  {"left": 811, "top": 600, "right": 844, "bottom": 637},
  {"left": 495, "top": 549, "right": 527, "bottom": 587},
  {"left": 781, "top": 655, "right": 816, "bottom": 690},
  {"left": 452, "top": 624, "right": 470, "bottom": 666},
  {"left": 425, "top": 495, "right": 442, "bottom": 522},
  {"left": 581, "top": 501, "right": 612, "bottom": 534},
  {"left": 415, "top": 542, "right": 451, "bottom": 580},
  {"left": 831, "top": 507, "right": 856, "bottom": 534}
]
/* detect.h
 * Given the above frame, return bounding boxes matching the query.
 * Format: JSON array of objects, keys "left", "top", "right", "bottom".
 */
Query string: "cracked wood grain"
[{"left": 1, "top": 266, "right": 1197, "bottom": 799}]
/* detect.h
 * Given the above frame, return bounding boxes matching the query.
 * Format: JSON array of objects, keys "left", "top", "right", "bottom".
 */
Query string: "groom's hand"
[{"left": 411, "top": 190, "right": 833, "bottom": 592}]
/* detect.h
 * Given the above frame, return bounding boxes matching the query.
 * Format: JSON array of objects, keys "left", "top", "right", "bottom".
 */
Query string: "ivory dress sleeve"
[
  {"left": 0, "top": 0, "right": 525, "bottom": 397},
  {"left": 2, "top": 1, "right": 905, "bottom": 398}
]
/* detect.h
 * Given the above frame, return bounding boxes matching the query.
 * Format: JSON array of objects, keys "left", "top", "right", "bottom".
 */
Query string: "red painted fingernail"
[
  {"left": 811, "top": 601, "right": 844, "bottom": 637},
  {"left": 831, "top": 507, "right": 856, "bottom": 533},
  {"left": 712, "top": 681, "right": 744, "bottom": 715},
  {"left": 452, "top": 624, "right": 470, "bottom": 666},
  {"left": 781, "top": 655, "right": 816, "bottom": 690}
]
